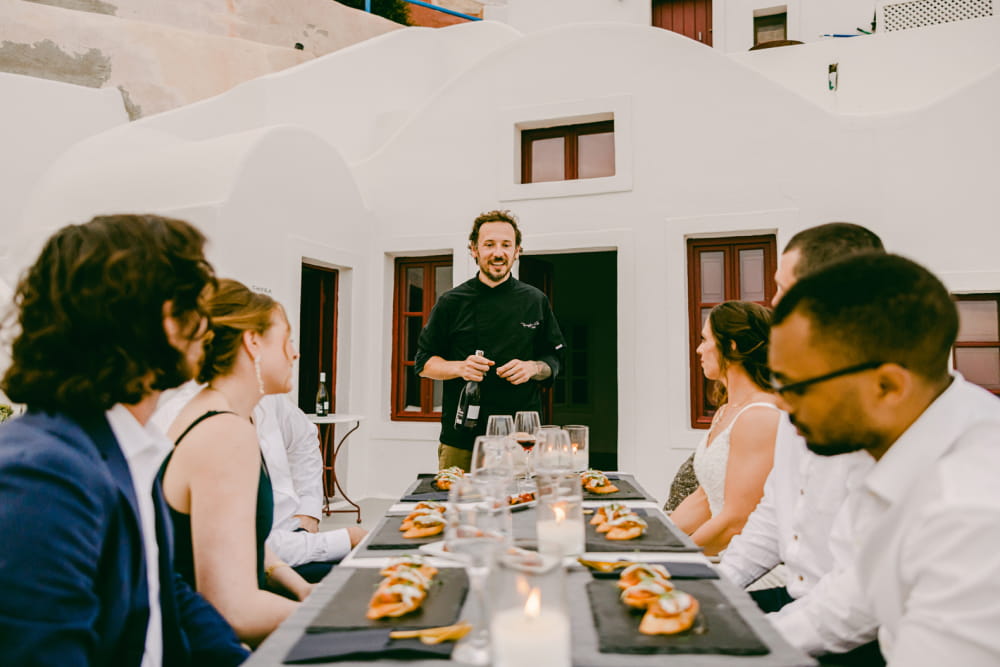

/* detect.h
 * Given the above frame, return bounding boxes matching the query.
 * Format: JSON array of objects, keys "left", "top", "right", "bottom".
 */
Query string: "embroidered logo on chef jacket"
[{"left": 521, "top": 321, "right": 540, "bottom": 329}]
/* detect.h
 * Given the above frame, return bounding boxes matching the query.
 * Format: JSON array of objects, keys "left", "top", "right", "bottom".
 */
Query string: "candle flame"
[
  {"left": 572, "top": 442, "right": 579, "bottom": 452},
  {"left": 553, "top": 505, "right": 566, "bottom": 522},
  {"left": 524, "top": 587, "right": 541, "bottom": 618}
]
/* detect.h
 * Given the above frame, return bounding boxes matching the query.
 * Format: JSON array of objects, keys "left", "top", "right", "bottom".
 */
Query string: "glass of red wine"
[{"left": 513, "top": 411, "right": 540, "bottom": 452}]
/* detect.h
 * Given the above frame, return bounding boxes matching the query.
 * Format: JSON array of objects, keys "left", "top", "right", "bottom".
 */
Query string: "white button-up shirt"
[
  {"left": 106, "top": 403, "right": 173, "bottom": 667},
  {"left": 719, "top": 415, "right": 873, "bottom": 598},
  {"left": 773, "top": 375, "right": 1000, "bottom": 665}
]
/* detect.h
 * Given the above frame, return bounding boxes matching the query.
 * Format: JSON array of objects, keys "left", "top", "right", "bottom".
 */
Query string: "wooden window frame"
[
  {"left": 297, "top": 264, "right": 338, "bottom": 415},
  {"left": 687, "top": 235, "right": 778, "bottom": 429},
  {"left": 391, "top": 255, "right": 452, "bottom": 421},
  {"left": 521, "top": 120, "right": 614, "bottom": 184},
  {"left": 953, "top": 293, "right": 1000, "bottom": 396}
]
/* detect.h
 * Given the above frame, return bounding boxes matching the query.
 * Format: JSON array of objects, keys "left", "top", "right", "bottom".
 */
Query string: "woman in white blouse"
[{"left": 671, "top": 301, "right": 780, "bottom": 556}]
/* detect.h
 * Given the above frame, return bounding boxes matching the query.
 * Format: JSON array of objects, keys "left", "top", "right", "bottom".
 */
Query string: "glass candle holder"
[
  {"left": 490, "top": 550, "right": 571, "bottom": 667},
  {"left": 563, "top": 424, "right": 589, "bottom": 472},
  {"left": 534, "top": 472, "right": 584, "bottom": 558}
]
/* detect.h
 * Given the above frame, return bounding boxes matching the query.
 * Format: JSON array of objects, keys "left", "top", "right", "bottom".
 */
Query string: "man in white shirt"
[
  {"left": 768, "top": 252, "right": 1000, "bottom": 666},
  {"left": 719, "top": 223, "right": 883, "bottom": 613},
  {"left": 156, "top": 382, "right": 365, "bottom": 580}
]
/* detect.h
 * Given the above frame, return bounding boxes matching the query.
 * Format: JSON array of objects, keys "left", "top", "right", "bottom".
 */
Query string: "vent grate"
[{"left": 879, "top": 0, "right": 993, "bottom": 32}]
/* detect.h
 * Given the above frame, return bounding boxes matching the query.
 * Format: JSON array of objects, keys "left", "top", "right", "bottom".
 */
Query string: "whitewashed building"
[{"left": 2, "top": 0, "right": 998, "bottom": 501}]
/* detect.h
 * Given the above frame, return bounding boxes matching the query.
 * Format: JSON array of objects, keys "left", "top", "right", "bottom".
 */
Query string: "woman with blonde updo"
[
  {"left": 161, "top": 279, "right": 311, "bottom": 646},
  {"left": 670, "top": 301, "right": 780, "bottom": 556}
]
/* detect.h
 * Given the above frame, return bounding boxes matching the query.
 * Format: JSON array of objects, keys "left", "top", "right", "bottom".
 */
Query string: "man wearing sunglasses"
[{"left": 764, "top": 253, "right": 1000, "bottom": 666}]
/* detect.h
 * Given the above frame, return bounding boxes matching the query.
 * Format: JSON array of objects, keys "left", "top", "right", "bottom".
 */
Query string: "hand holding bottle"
[{"left": 458, "top": 352, "right": 494, "bottom": 382}]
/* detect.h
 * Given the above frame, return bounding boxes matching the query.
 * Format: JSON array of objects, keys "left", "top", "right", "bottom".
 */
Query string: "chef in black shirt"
[{"left": 415, "top": 210, "right": 566, "bottom": 471}]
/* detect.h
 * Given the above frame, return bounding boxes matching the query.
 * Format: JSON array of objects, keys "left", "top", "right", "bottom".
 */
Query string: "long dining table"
[{"left": 245, "top": 472, "right": 816, "bottom": 666}]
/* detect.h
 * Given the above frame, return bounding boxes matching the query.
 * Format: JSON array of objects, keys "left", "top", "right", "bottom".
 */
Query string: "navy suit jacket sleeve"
[{"left": 0, "top": 431, "right": 118, "bottom": 665}]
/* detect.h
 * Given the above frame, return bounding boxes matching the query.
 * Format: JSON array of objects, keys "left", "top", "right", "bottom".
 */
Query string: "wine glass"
[
  {"left": 513, "top": 411, "right": 540, "bottom": 452},
  {"left": 446, "top": 476, "right": 509, "bottom": 666},
  {"left": 486, "top": 414, "right": 515, "bottom": 437}
]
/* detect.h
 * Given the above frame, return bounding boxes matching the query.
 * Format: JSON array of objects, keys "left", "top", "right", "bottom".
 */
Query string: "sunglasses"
[{"left": 770, "top": 360, "right": 886, "bottom": 397}]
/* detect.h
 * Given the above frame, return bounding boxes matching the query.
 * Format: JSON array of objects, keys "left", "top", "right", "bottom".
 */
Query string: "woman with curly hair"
[
  {"left": 160, "top": 279, "right": 311, "bottom": 646},
  {"left": 670, "top": 301, "right": 781, "bottom": 556}
]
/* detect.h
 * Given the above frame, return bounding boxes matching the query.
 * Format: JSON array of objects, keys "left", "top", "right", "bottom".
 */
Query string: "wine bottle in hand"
[{"left": 455, "top": 349, "right": 485, "bottom": 430}]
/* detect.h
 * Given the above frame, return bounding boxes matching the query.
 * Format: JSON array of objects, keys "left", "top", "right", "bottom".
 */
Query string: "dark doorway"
[
  {"left": 298, "top": 264, "right": 338, "bottom": 415},
  {"left": 520, "top": 251, "right": 619, "bottom": 470},
  {"left": 652, "top": 0, "right": 713, "bottom": 46}
]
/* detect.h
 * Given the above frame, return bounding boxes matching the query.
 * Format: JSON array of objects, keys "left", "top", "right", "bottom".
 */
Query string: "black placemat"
[
  {"left": 583, "top": 475, "right": 651, "bottom": 501},
  {"left": 284, "top": 628, "right": 454, "bottom": 663},
  {"left": 366, "top": 515, "right": 446, "bottom": 550},
  {"left": 586, "top": 578, "right": 770, "bottom": 655},
  {"left": 588, "top": 561, "right": 719, "bottom": 580},
  {"left": 400, "top": 474, "right": 452, "bottom": 502},
  {"left": 307, "top": 567, "right": 468, "bottom": 632},
  {"left": 583, "top": 509, "right": 699, "bottom": 553}
]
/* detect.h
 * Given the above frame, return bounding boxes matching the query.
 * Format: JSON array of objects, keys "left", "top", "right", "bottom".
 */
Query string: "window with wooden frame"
[
  {"left": 753, "top": 9, "right": 787, "bottom": 46},
  {"left": 521, "top": 120, "right": 615, "bottom": 184},
  {"left": 687, "top": 236, "right": 778, "bottom": 428},
  {"left": 953, "top": 294, "right": 1000, "bottom": 396},
  {"left": 391, "top": 256, "right": 453, "bottom": 421}
]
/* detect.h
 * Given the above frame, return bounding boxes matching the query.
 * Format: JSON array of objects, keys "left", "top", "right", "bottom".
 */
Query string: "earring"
[{"left": 253, "top": 355, "right": 265, "bottom": 395}]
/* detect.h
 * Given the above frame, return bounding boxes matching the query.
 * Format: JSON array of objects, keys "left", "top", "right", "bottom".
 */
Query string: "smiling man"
[
  {"left": 415, "top": 209, "right": 565, "bottom": 471},
  {"left": 767, "top": 253, "right": 1000, "bottom": 666}
]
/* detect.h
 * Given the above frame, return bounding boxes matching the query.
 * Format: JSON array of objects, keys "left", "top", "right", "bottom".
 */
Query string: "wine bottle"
[
  {"left": 315, "top": 371, "right": 330, "bottom": 416},
  {"left": 454, "top": 349, "right": 484, "bottom": 430}
]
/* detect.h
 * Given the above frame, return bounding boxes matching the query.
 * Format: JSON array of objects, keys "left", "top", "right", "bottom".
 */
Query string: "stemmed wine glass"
[
  {"left": 446, "top": 475, "right": 510, "bottom": 666},
  {"left": 486, "top": 414, "right": 515, "bottom": 437},
  {"left": 513, "top": 411, "right": 541, "bottom": 452}
]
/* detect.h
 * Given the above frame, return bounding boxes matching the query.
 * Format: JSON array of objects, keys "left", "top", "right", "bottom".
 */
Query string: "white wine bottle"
[
  {"left": 454, "top": 349, "right": 484, "bottom": 430},
  {"left": 315, "top": 371, "right": 330, "bottom": 416}
]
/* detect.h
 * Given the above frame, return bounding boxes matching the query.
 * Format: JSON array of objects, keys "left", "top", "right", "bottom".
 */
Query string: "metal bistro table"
[
  {"left": 246, "top": 472, "right": 816, "bottom": 667},
  {"left": 307, "top": 413, "right": 365, "bottom": 523}
]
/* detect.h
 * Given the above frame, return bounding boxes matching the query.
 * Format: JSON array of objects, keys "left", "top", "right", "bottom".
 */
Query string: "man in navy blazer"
[{"left": 0, "top": 215, "right": 249, "bottom": 666}]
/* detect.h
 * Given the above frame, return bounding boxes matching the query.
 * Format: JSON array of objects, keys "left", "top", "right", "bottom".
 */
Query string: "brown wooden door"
[
  {"left": 298, "top": 264, "right": 338, "bottom": 415},
  {"left": 652, "top": 0, "right": 713, "bottom": 46}
]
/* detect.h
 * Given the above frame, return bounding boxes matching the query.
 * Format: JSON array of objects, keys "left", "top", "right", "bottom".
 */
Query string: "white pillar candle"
[
  {"left": 491, "top": 601, "right": 571, "bottom": 667},
  {"left": 536, "top": 518, "right": 584, "bottom": 557}
]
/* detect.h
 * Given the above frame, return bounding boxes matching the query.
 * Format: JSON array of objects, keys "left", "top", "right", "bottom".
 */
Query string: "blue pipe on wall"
[
  {"left": 365, "top": 0, "right": 371, "bottom": 11},
  {"left": 403, "top": 0, "right": 482, "bottom": 21}
]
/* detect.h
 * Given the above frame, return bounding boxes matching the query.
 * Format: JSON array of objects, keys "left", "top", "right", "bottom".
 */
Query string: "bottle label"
[{"left": 467, "top": 405, "right": 480, "bottom": 420}]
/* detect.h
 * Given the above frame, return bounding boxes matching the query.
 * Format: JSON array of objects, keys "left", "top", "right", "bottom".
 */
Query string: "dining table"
[{"left": 244, "top": 472, "right": 816, "bottom": 666}]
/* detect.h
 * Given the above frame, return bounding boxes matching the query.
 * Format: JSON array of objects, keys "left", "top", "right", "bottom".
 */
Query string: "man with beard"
[
  {"left": 416, "top": 210, "right": 565, "bottom": 471},
  {"left": 0, "top": 215, "right": 248, "bottom": 666},
  {"left": 718, "top": 223, "right": 884, "bottom": 619},
  {"left": 767, "top": 253, "right": 1000, "bottom": 666}
]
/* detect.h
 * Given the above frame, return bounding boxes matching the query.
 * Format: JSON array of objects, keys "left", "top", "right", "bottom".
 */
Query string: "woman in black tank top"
[{"left": 159, "top": 279, "right": 310, "bottom": 647}]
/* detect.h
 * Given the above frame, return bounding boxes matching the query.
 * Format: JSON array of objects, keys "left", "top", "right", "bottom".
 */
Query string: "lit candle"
[
  {"left": 571, "top": 442, "right": 587, "bottom": 471},
  {"left": 536, "top": 504, "right": 584, "bottom": 556},
  {"left": 491, "top": 589, "right": 571, "bottom": 667}
]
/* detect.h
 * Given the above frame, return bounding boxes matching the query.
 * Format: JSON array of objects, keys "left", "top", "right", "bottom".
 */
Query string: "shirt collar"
[
  {"left": 863, "top": 374, "right": 971, "bottom": 504},
  {"left": 106, "top": 403, "right": 173, "bottom": 463},
  {"left": 474, "top": 273, "right": 516, "bottom": 293}
]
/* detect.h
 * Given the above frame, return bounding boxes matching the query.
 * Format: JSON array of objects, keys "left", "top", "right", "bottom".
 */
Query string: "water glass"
[
  {"left": 486, "top": 414, "right": 515, "bottom": 437},
  {"left": 533, "top": 428, "right": 574, "bottom": 475}
]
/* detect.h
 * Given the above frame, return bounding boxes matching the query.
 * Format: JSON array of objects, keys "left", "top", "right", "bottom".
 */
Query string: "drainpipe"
[{"left": 403, "top": 0, "right": 483, "bottom": 21}]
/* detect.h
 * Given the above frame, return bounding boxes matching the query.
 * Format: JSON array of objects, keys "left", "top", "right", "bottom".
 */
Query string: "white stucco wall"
[
  {"left": 714, "top": 0, "right": 879, "bottom": 53},
  {"left": 4, "top": 17, "right": 999, "bottom": 502},
  {"left": 0, "top": 73, "right": 127, "bottom": 274}
]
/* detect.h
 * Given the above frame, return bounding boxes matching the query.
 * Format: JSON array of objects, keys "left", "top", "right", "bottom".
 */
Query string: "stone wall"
[{"left": 1, "top": 0, "right": 402, "bottom": 117}]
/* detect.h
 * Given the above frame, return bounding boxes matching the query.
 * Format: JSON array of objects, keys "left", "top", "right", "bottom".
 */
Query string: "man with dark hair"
[
  {"left": 718, "top": 223, "right": 885, "bottom": 633},
  {"left": 766, "top": 253, "right": 1000, "bottom": 665},
  {"left": 415, "top": 209, "right": 565, "bottom": 470},
  {"left": 0, "top": 214, "right": 248, "bottom": 666}
]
